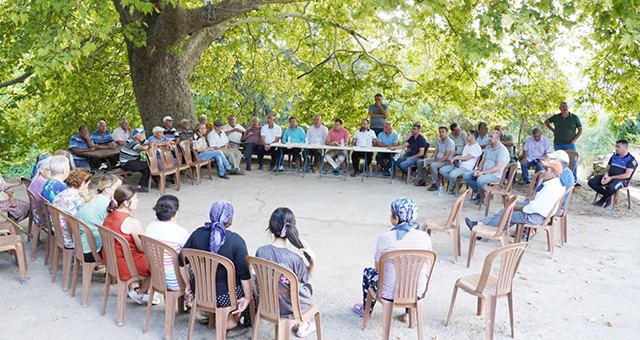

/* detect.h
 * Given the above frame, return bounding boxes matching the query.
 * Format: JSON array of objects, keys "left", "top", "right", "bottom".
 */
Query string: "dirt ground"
[{"left": 1, "top": 169, "right": 639, "bottom": 339}]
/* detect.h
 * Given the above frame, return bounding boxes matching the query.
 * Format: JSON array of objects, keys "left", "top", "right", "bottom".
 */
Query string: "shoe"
[
  {"left": 428, "top": 184, "right": 438, "bottom": 191},
  {"left": 575, "top": 182, "right": 582, "bottom": 187},
  {"left": 228, "top": 168, "right": 240, "bottom": 175},
  {"left": 414, "top": 180, "right": 425, "bottom": 187},
  {"left": 268, "top": 167, "right": 274, "bottom": 172},
  {"left": 227, "top": 323, "right": 250, "bottom": 338},
  {"left": 142, "top": 293, "right": 162, "bottom": 305},
  {"left": 447, "top": 190, "right": 456, "bottom": 195},
  {"left": 332, "top": 168, "right": 339, "bottom": 176},
  {"left": 219, "top": 174, "right": 230, "bottom": 179},
  {"left": 350, "top": 172, "right": 357, "bottom": 177},
  {"left": 128, "top": 289, "right": 145, "bottom": 305},
  {"left": 278, "top": 165, "right": 285, "bottom": 171},
  {"left": 295, "top": 320, "right": 316, "bottom": 338},
  {"left": 245, "top": 165, "right": 252, "bottom": 171},
  {"left": 602, "top": 197, "right": 612, "bottom": 208},
  {"left": 465, "top": 217, "right": 477, "bottom": 231},
  {"left": 523, "top": 180, "right": 530, "bottom": 185},
  {"left": 258, "top": 165, "right": 264, "bottom": 170},
  {"left": 352, "top": 303, "right": 373, "bottom": 319},
  {"left": 594, "top": 198, "right": 606, "bottom": 207},
  {"left": 470, "top": 197, "right": 481, "bottom": 205},
  {"left": 137, "top": 186, "right": 149, "bottom": 193}
]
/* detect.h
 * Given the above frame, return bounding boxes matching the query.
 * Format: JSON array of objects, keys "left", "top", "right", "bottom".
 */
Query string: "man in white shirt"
[
  {"left": 207, "top": 120, "right": 243, "bottom": 172},
  {"left": 222, "top": 115, "right": 246, "bottom": 150},
  {"left": 305, "top": 114, "right": 329, "bottom": 171},
  {"left": 465, "top": 159, "right": 565, "bottom": 230},
  {"left": 350, "top": 118, "right": 377, "bottom": 176},
  {"left": 112, "top": 118, "right": 132, "bottom": 145},
  {"left": 260, "top": 113, "right": 282, "bottom": 171},
  {"left": 439, "top": 130, "right": 483, "bottom": 194}
]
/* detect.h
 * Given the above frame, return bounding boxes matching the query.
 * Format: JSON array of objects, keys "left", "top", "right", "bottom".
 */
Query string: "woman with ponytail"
[
  {"left": 255, "top": 207, "right": 317, "bottom": 338},
  {"left": 181, "top": 201, "right": 252, "bottom": 336},
  {"left": 352, "top": 198, "right": 432, "bottom": 324}
]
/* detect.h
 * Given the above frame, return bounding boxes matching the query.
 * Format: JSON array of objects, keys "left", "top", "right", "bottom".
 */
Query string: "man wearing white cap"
[
  {"left": 162, "top": 116, "right": 178, "bottom": 141},
  {"left": 547, "top": 150, "right": 575, "bottom": 189}
]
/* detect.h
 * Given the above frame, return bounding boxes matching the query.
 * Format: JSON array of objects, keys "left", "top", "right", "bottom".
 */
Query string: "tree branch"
[{"left": 0, "top": 71, "right": 33, "bottom": 89}]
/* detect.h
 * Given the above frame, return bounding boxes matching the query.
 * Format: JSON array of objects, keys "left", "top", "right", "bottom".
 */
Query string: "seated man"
[
  {"left": 495, "top": 125, "right": 516, "bottom": 163},
  {"left": 207, "top": 120, "right": 243, "bottom": 172},
  {"left": 396, "top": 123, "right": 428, "bottom": 174},
  {"left": 260, "top": 113, "right": 283, "bottom": 172},
  {"left": 350, "top": 118, "right": 377, "bottom": 176},
  {"left": 448, "top": 122, "right": 468, "bottom": 156},
  {"left": 439, "top": 130, "right": 482, "bottom": 194},
  {"left": 177, "top": 119, "right": 194, "bottom": 141},
  {"left": 324, "top": 118, "right": 350, "bottom": 175},
  {"left": 162, "top": 116, "right": 178, "bottom": 141},
  {"left": 112, "top": 118, "right": 132, "bottom": 146},
  {"left": 463, "top": 130, "right": 510, "bottom": 204},
  {"left": 416, "top": 126, "right": 455, "bottom": 190},
  {"left": 589, "top": 139, "right": 637, "bottom": 208},
  {"left": 222, "top": 115, "right": 245, "bottom": 150},
  {"left": 119, "top": 129, "right": 151, "bottom": 192},
  {"left": 241, "top": 117, "right": 264, "bottom": 171},
  {"left": 149, "top": 126, "right": 174, "bottom": 145},
  {"left": 520, "top": 128, "right": 551, "bottom": 184},
  {"left": 375, "top": 122, "right": 399, "bottom": 174},
  {"left": 477, "top": 122, "right": 490, "bottom": 148},
  {"left": 199, "top": 114, "right": 214, "bottom": 136},
  {"left": 281, "top": 116, "right": 306, "bottom": 167},
  {"left": 547, "top": 150, "right": 575, "bottom": 189},
  {"left": 306, "top": 114, "right": 329, "bottom": 171},
  {"left": 90, "top": 120, "right": 118, "bottom": 168},
  {"left": 465, "top": 159, "right": 566, "bottom": 231},
  {"left": 68, "top": 125, "right": 96, "bottom": 170}
]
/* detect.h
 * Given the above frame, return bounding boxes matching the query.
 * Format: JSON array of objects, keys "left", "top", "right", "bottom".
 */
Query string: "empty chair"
[
  {"left": 65, "top": 212, "right": 103, "bottom": 307},
  {"left": 178, "top": 139, "right": 212, "bottom": 184},
  {"left": 423, "top": 190, "right": 468, "bottom": 262},
  {"left": 0, "top": 211, "right": 29, "bottom": 282},
  {"left": 140, "top": 235, "right": 186, "bottom": 340},
  {"left": 25, "top": 189, "right": 50, "bottom": 262},
  {"left": 146, "top": 145, "right": 179, "bottom": 194},
  {"left": 467, "top": 196, "right": 518, "bottom": 268},
  {"left": 479, "top": 162, "right": 518, "bottom": 216},
  {"left": 246, "top": 256, "right": 322, "bottom": 340},
  {"left": 168, "top": 144, "right": 195, "bottom": 187},
  {"left": 446, "top": 243, "right": 528, "bottom": 340},
  {"left": 42, "top": 200, "right": 74, "bottom": 291},
  {"left": 362, "top": 250, "right": 436, "bottom": 340}
]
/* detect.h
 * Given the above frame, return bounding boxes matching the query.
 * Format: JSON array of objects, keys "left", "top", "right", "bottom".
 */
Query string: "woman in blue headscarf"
[
  {"left": 352, "top": 198, "right": 432, "bottom": 323},
  {"left": 181, "top": 200, "right": 252, "bottom": 335}
]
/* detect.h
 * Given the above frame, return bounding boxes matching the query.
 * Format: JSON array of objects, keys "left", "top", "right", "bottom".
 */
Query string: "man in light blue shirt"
[
  {"left": 281, "top": 117, "right": 306, "bottom": 167},
  {"left": 376, "top": 122, "right": 399, "bottom": 174},
  {"left": 521, "top": 128, "right": 551, "bottom": 184}
]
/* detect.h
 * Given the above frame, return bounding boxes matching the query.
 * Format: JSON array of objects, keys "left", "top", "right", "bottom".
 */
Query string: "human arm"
[
  {"left": 571, "top": 128, "right": 583, "bottom": 144},
  {"left": 120, "top": 217, "right": 145, "bottom": 251},
  {"left": 544, "top": 118, "right": 554, "bottom": 133},
  {"left": 300, "top": 239, "right": 316, "bottom": 277},
  {"left": 232, "top": 279, "right": 252, "bottom": 315},
  {"left": 437, "top": 150, "right": 452, "bottom": 162}
]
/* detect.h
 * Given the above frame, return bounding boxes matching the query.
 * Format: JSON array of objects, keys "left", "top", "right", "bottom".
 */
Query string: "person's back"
[{"left": 146, "top": 219, "right": 189, "bottom": 290}]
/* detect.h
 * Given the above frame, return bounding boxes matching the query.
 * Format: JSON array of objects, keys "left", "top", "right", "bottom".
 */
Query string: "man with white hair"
[
  {"left": 222, "top": 115, "right": 246, "bottom": 150},
  {"left": 112, "top": 118, "right": 132, "bottom": 145},
  {"left": 199, "top": 114, "right": 213, "bottom": 136},
  {"left": 41, "top": 155, "right": 71, "bottom": 202},
  {"left": 260, "top": 113, "right": 283, "bottom": 171},
  {"left": 306, "top": 114, "right": 329, "bottom": 171},
  {"left": 207, "top": 120, "right": 243, "bottom": 171}
]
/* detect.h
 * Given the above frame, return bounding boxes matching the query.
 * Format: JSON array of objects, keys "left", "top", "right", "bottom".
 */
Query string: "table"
[{"left": 83, "top": 146, "right": 122, "bottom": 170}]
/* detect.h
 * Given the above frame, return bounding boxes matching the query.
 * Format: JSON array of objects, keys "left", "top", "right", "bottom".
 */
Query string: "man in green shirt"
[{"left": 545, "top": 102, "right": 582, "bottom": 183}]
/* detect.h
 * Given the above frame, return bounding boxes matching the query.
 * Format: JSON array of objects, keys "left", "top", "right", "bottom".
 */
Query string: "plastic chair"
[
  {"left": 182, "top": 248, "right": 238, "bottom": 340},
  {"left": 19, "top": 177, "right": 34, "bottom": 240},
  {"left": 246, "top": 255, "right": 322, "bottom": 340},
  {"left": 36, "top": 192, "right": 56, "bottom": 268},
  {"left": 140, "top": 235, "right": 186, "bottom": 340},
  {"left": 446, "top": 243, "right": 528, "bottom": 340},
  {"left": 42, "top": 200, "right": 74, "bottom": 291},
  {"left": 362, "top": 250, "right": 436, "bottom": 340},
  {"left": 479, "top": 163, "right": 519, "bottom": 216},
  {"left": 167, "top": 144, "right": 195, "bottom": 187},
  {"left": 523, "top": 171, "right": 545, "bottom": 200},
  {"left": 0, "top": 211, "right": 29, "bottom": 282},
  {"left": 593, "top": 168, "right": 635, "bottom": 213},
  {"left": 178, "top": 139, "right": 213, "bottom": 184},
  {"left": 423, "top": 190, "right": 468, "bottom": 263},
  {"left": 65, "top": 212, "right": 103, "bottom": 307},
  {"left": 25, "top": 189, "right": 51, "bottom": 263},
  {"left": 467, "top": 195, "right": 518, "bottom": 268},
  {"left": 146, "top": 145, "right": 179, "bottom": 194},
  {"left": 554, "top": 186, "right": 575, "bottom": 246},
  {"left": 98, "top": 225, "right": 145, "bottom": 327},
  {"left": 514, "top": 196, "right": 563, "bottom": 257},
  {"left": 564, "top": 150, "right": 579, "bottom": 175}
]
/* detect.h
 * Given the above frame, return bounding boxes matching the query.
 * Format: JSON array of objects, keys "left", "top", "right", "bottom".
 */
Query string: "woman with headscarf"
[
  {"left": 181, "top": 201, "right": 251, "bottom": 335},
  {"left": 352, "top": 198, "right": 432, "bottom": 324}
]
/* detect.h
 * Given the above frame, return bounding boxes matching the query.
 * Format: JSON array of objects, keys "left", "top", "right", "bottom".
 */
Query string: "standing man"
[
  {"left": 477, "top": 122, "right": 490, "bottom": 148},
  {"left": 588, "top": 139, "right": 637, "bottom": 208},
  {"left": 112, "top": 118, "right": 132, "bottom": 146},
  {"left": 324, "top": 119, "right": 350, "bottom": 175},
  {"left": 376, "top": 122, "right": 399, "bottom": 174},
  {"left": 463, "top": 130, "right": 510, "bottom": 204},
  {"left": 368, "top": 93, "right": 389, "bottom": 136},
  {"left": 416, "top": 126, "right": 455, "bottom": 190},
  {"left": 520, "top": 128, "right": 551, "bottom": 184},
  {"left": 306, "top": 114, "right": 329, "bottom": 171},
  {"left": 351, "top": 118, "right": 377, "bottom": 176},
  {"left": 449, "top": 123, "right": 468, "bottom": 156},
  {"left": 241, "top": 116, "right": 264, "bottom": 171},
  {"left": 207, "top": 120, "right": 243, "bottom": 172},
  {"left": 395, "top": 123, "right": 428, "bottom": 175},
  {"left": 68, "top": 125, "right": 96, "bottom": 170},
  {"left": 545, "top": 102, "right": 582, "bottom": 182},
  {"left": 281, "top": 116, "right": 306, "bottom": 167},
  {"left": 260, "top": 113, "right": 283, "bottom": 172},
  {"left": 222, "top": 115, "right": 245, "bottom": 150},
  {"left": 162, "top": 116, "right": 178, "bottom": 141}
]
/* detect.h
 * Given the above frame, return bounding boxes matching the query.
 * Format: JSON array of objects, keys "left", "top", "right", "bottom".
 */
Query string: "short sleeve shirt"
[
  {"left": 90, "top": 131, "right": 114, "bottom": 145},
  {"left": 477, "top": 134, "right": 490, "bottom": 148},
  {"left": 435, "top": 137, "right": 456, "bottom": 161},
  {"left": 242, "top": 127, "right": 261, "bottom": 144},
  {"left": 368, "top": 103, "right": 389, "bottom": 129},
  {"left": 523, "top": 136, "right": 551, "bottom": 162},
  {"left": 354, "top": 129, "right": 377, "bottom": 147},
  {"left": 547, "top": 113, "right": 582, "bottom": 145},
  {"left": 206, "top": 130, "right": 229, "bottom": 148},
  {"left": 407, "top": 134, "right": 428, "bottom": 157},
  {"left": 306, "top": 125, "right": 329, "bottom": 145},
  {"left": 41, "top": 179, "right": 68, "bottom": 203},
  {"left": 501, "top": 134, "right": 516, "bottom": 159},
  {"left": 449, "top": 132, "right": 467, "bottom": 155},
  {"left": 260, "top": 124, "right": 283, "bottom": 145},
  {"left": 163, "top": 128, "right": 178, "bottom": 141},
  {"left": 377, "top": 131, "right": 398, "bottom": 146},
  {"left": 112, "top": 127, "right": 131, "bottom": 143},
  {"left": 326, "top": 128, "right": 350, "bottom": 145},
  {"left": 282, "top": 127, "right": 306, "bottom": 144},
  {"left": 149, "top": 135, "right": 168, "bottom": 143},
  {"left": 460, "top": 143, "right": 483, "bottom": 170},
  {"left": 482, "top": 143, "right": 510, "bottom": 178},
  {"left": 222, "top": 124, "right": 245, "bottom": 145},
  {"left": 608, "top": 153, "right": 637, "bottom": 181},
  {"left": 68, "top": 134, "right": 89, "bottom": 161}
]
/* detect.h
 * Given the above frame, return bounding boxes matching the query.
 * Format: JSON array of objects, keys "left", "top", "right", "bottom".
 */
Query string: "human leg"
[
  {"left": 430, "top": 161, "right": 449, "bottom": 185},
  {"left": 463, "top": 171, "right": 479, "bottom": 195},
  {"left": 520, "top": 160, "right": 536, "bottom": 182},
  {"left": 243, "top": 143, "right": 255, "bottom": 167},
  {"left": 121, "top": 160, "right": 151, "bottom": 188},
  {"left": 447, "top": 167, "right": 468, "bottom": 191},
  {"left": 325, "top": 150, "right": 338, "bottom": 169},
  {"left": 588, "top": 175, "right": 605, "bottom": 196},
  {"left": 476, "top": 173, "right": 501, "bottom": 192}
]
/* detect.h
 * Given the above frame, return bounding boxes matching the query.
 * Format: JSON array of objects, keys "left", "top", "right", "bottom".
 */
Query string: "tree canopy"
[{"left": 1, "top": 0, "right": 638, "bottom": 172}]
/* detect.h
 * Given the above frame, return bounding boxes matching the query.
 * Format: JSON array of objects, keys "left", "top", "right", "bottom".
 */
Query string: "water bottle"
[
  {"left": 438, "top": 185, "right": 444, "bottom": 197},
  {"left": 340, "top": 138, "right": 344, "bottom": 147},
  {"left": 287, "top": 136, "right": 291, "bottom": 144},
  {"left": 305, "top": 135, "right": 309, "bottom": 144}
]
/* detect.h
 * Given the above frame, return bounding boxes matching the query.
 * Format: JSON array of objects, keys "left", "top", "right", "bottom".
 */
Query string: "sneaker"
[
  {"left": 465, "top": 217, "right": 477, "bottom": 231},
  {"left": 352, "top": 303, "right": 373, "bottom": 319},
  {"left": 245, "top": 165, "right": 252, "bottom": 171},
  {"left": 142, "top": 293, "right": 162, "bottom": 305},
  {"left": 295, "top": 320, "right": 316, "bottom": 338},
  {"left": 219, "top": 174, "right": 230, "bottom": 179},
  {"left": 278, "top": 165, "right": 285, "bottom": 171},
  {"left": 332, "top": 168, "right": 340, "bottom": 176},
  {"left": 428, "top": 184, "right": 438, "bottom": 191},
  {"left": 414, "top": 180, "right": 425, "bottom": 187},
  {"left": 602, "top": 197, "right": 612, "bottom": 208},
  {"left": 128, "top": 289, "right": 145, "bottom": 305},
  {"left": 228, "top": 168, "right": 240, "bottom": 175}
]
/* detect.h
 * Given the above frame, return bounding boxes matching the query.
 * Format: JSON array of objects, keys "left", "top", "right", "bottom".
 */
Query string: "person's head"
[
  {"left": 541, "top": 159, "right": 563, "bottom": 180},
  {"left": 49, "top": 155, "right": 71, "bottom": 179},
  {"left": 549, "top": 150, "right": 569, "bottom": 168},
  {"left": 411, "top": 123, "right": 421, "bottom": 136},
  {"left": 360, "top": 118, "right": 369, "bottom": 131},
  {"left": 266, "top": 113, "right": 275, "bottom": 127},
  {"left": 36, "top": 157, "right": 52, "bottom": 179},
  {"left": 333, "top": 119, "right": 343, "bottom": 132},
  {"left": 132, "top": 128, "right": 146, "bottom": 142},
  {"left": 163, "top": 116, "right": 174, "bottom": 129},
  {"left": 64, "top": 168, "right": 93, "bottom": 193},
  {"left": 195, "top": 123, "right": 207, "bottom": 136},
  {"left": 180, "top": 119, "right": 191, "bottom": 131},
  {"left": 78, "top": 125, "right": 89, "bottom": 135},
  {"left": 108, "top": 184, "right": 138, "bottom": 213},
  {"left": 228, "top": 115, "right": 236, "bottom": 126},
  {"left": 84, "top": 173, "right": 122, "bottom": 204},
  {"left": 467, "top": 129, "right": 478, "bottom": 143},
  {"left": 119, "top": 118, "right": 129, "bottom": 130},
  {"left": 152, "top": 126, "right": 164, "bottom": 139},
  {"left": 289, "top": 116, "right": 298, "bottom": 129},
  {"left": 390, "top": 198, "right": 419, "bottom": 227},
  {"left": 203, "top": 201, "right": 235, "bottom": 254},
  {"left": 251, "top": 116, "right": 260, "bottom": 128},
  {"left": 267, "top": 207, "right": 303, "bottom": 249},
  {"left": 213, "top": 120, "right": 224, "bottom": 131},
  {"left": 493, "top": 125, "right": 504, "bottom": 137},
  {"left": 477, "top": 122, "right": 488, "bottom": 135},
  {"left": 374, "top": 93, "right": 383, "bottom": 104},
  {"left": 450, "top": 123, "right": 461, "bottom": 137},
  {"left": 616, "top": 139, "right": 630, "bottom": 156},
  {"left": 488, "top": 130, "right": 501, "bottom": 147},
  {"left": 199, "top": 114, "right": 208, "bottom": 124},
  {"left": 438, "top": 126, "right": 448, "bottom": 140},
  {"left": 312, "top": 114, "right": 322, "bottom": 127},
  {"left": 383, "top": 122, "right": 392, "bottom": 134},
  {"left": 97, "top": 120, "right": 107, "bottom": 134},
  {"left": 532, "top": 128, "right": 542, "bottom": 141},
  {"left": 559, "top": 102, "right": 569, "bottom": 115},
  {"left": 153, "top": 195, "right": 179, "bottom": 222}
]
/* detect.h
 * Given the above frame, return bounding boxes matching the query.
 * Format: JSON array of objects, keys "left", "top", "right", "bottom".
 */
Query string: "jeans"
[
  {"left": 397, "top": 156, "right": 419, "bottom": 173},
  {"left": 440, "top": 165, "right": 472, "bottom": 191},
  {"left": 199, "top": 150, "right": 230, "bottom": 176},
  {"left": 463, "top": 171, "right": 501, "bottom": 196},
  {"left": 243, "top": 142, "right": 264, "bottom": 168},
  {"left": 483, "top": 208, "right": 545, "bottom": 228},
  {"left": 520, "top": 160, "right": 544, "bottom": 182},
  {"left": 554, "top": 143, "right": 578, "bottom": 182}
]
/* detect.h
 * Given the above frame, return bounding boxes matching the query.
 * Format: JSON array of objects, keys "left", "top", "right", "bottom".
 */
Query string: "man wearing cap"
[
  {"left": 177, "top": 119, "right": 194, "bottom": 141},
  {"left": 162, "top": 116, "right": 178, "bottom": 141},
  {"left": 589, "top": 139, "right": 637, "bottom": 208},
  {"left": 207, "top": 120, "right": 243, "bottom": 171},
  {"left": 260, "top": 113, "right": 283, "bottom": 171},
  {"left": 149, "top": 126, "right": 174, "bottom": 145},
  {"left": 112, "top": 118, "right": 132, "bottom": 146},
  {"left": 120, "top": 129, "right": 151, "bottom": 192},
  {"left": 546, "top": 150, "right": 575, "bottom": 189},
  {"left": 465, "top": 159, "right": 566, "bottom": 230},
  {"left": 222, "top": 115, "right": 246, "bottom": 150},
  {"left": 520, "top": 128, "right": 551, "bottom": 184}
]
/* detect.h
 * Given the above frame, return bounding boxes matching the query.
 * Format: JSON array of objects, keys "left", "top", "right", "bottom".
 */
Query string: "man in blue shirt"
[
  {"left": 281, "top": 117, "right": 306, "bottom": 168},
  {"left": 68, "top": 125, "right": 95, "bottom": 169},
  {"left": 376, "top": 122, "right": 399, "bottom": 174},
  {"left": 395, "top": 123, "right": 428, "bottom": 174},
  {"left": 589, "top": 139, "right": 637, "bottom": 208},
  {"left": 90, "top": 120, "right": 118, "bottom": 168}
]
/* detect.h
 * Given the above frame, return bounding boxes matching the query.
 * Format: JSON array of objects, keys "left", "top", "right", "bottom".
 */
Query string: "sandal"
[{"left": 353, "top": 303, "right": 373, "bottom": 319}]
